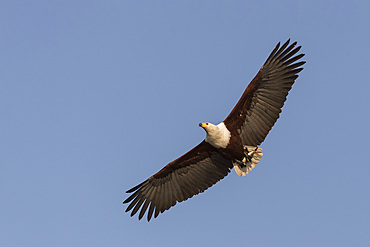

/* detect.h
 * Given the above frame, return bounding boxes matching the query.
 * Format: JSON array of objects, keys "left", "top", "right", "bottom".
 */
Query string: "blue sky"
[{"left": 1, "top": 1, "right": 370, "bottom": 246}]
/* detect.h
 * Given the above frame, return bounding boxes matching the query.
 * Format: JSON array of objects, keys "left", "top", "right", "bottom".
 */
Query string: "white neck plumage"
[{"left": 204, "top": 122, "right": 231, "bottom": 149}]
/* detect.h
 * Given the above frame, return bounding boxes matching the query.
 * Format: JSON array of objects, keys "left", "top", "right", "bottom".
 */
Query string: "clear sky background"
[{"left": 1, "top": 1, "right": 370, "bottom": 246}]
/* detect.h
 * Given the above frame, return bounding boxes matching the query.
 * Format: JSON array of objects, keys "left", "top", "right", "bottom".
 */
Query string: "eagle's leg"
[
  {"left": 243, "top": 146, "right": 259, "bottom": 161},
  {"left": 241, "top": 154, "right": 252, "bottom": 164},
  {"left": 233, "top": 146, "right": 264, "bottom": 176},
  {"left": 238, "top": 147, "right": 257, "bottom": 167}
]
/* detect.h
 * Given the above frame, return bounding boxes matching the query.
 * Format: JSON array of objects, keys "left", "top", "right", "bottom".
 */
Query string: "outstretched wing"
[
  {"left": 123, "top": 141, "right": 233, "bottom": 221},
  {"left": 224, "top": 39, "right": 305, "bottom": 146}
]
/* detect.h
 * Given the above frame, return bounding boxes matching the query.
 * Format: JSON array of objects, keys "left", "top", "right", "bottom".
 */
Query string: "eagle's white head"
[
  {"left": 199, "top": 122, "right": 231, "bottom": 148},
  {"left": 199, "top": 122, "right": 217, "bottom": 132}
]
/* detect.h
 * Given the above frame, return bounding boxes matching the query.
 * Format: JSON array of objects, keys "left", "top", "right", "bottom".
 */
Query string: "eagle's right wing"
[{"left": 123, "top": 141, "right": 233, "bottom": 221}]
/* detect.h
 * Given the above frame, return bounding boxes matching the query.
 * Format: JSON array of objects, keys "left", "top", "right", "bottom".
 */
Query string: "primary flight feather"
[{"left": 124, "top": 39, "right": 305, "bottom": 221}]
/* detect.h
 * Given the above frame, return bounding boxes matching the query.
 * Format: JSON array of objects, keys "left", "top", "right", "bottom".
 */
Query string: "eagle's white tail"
[{"left": 233, "top": 146, "right": 263, "bottom": 176}]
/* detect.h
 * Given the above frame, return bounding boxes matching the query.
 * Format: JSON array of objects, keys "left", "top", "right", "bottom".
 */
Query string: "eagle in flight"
[{"left": 124, "top": 39, "right": 305, "bottom": 221}]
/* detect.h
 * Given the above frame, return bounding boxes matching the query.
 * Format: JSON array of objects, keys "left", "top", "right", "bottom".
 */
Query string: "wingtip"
[
  {"left": 138, "top": 213, "right": 144, "bottom": 221},
  {"left": 126, "top": 181, "right": 145, "bottom": 193}
]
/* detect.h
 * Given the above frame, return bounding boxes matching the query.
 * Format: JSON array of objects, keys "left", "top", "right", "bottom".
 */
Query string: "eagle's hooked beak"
[{"left": 199, "top": 123, "right": 207, "bottom": 128}]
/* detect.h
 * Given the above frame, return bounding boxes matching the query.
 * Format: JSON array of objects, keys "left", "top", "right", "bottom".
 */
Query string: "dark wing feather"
[
  {"left": 224, "top": 39, "right": 305, "bottom": 146},
  {"left": 123, "top": 141, "right": 233, "bottom": 221}
]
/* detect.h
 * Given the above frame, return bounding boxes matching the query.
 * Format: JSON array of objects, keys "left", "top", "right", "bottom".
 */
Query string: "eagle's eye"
[{"left": 206, "top": 123, "right": 209, "bottom": 125}]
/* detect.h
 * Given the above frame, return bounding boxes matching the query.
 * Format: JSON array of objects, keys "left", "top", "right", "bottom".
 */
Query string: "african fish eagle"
[{"left": 124, "top": 39, "right": 305, "bottom": 221}]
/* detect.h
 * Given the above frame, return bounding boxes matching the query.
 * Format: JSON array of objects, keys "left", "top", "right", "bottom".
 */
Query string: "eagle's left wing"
[{"left": 224, "top": 39, "right": 305, "bottom": 146}]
